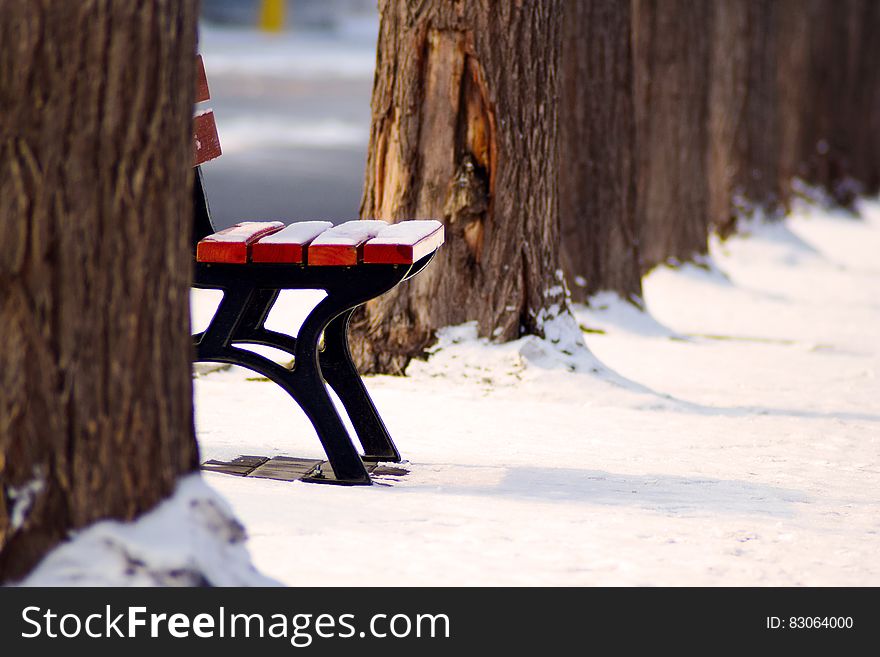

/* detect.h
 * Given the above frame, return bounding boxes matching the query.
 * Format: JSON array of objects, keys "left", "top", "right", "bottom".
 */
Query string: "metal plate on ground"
[
  {"left": 249, "top": 456, "right": 323, "bottom": 482},
  {"left": 201, "top": 455, "right": 268, "bottom": 476},
  {"left": 201, "top": 455, "right": 409, "bottom": 483}
]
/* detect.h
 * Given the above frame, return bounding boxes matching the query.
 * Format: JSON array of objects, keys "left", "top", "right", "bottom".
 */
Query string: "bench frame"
[
  {"left": 192, "top": 171, "right": 435, "bottom": 485},
  {"left": 190, "top": 57, "right": 442, "bottom": 486}
]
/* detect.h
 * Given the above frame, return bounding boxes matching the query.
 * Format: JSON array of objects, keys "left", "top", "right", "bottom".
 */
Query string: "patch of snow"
[
  {"left": 7, "top": 467, "right": 45, "bottom": 532},
  {"left": 310, "top": 220, "right": 387, "bottom": 245},
  {"left": 574, "top": 292, "right": 683, "bottom": 340},
  {"left": 19, "top": 475, "right": 278, "bottom": 587},
  {"left": 367, "top": 220, "right": 442, "bottom": 243},
  {"left": 191, "top": 200, "right": 880, "bottom": 586}
]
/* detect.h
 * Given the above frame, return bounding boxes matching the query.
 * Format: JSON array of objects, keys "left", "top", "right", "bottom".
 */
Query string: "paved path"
[{"left": 199, "top": 27, "right": 375, "bottom": 228}]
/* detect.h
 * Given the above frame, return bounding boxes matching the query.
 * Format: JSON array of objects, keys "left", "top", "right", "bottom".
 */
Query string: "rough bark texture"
[
  {"left": 0, "top": 1, "right": 200, "bottom": 582},
  {"left": 776, "top": 0, "right": 813, "bottom": 208},
  {"left": 845, "top": 0, "right": 880, "bottom": 197},
  {"left": 708, "top": 0, "right": 784, "bottom": 237},
  {"left": 559, "top": 0, "right": 641, "bottom": 304},
  {"left": 351, "top": 0, "right": 566, "bottom": 374},
  {"left": 852, "top": 1, "right": 880, "bottom": 197},
  {"left": 632, "top": 0, "right": 712, "bottom": 271},
  {"left": 796, "top": 0, "right": 880, "bottom": 206}
]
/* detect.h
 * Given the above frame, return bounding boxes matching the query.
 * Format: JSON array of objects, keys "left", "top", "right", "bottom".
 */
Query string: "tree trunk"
[
  {"left": 350, "top": 0, "right": 567, "bottom": 374},
  {"left": 559, "top": 0, "right": 641, "bottom": 304},
  {"left": 776, "top": 0, "right": 813, "bottom": 208},
  {"left": 796, "top": 0, "right": 880, "bottom": 206},
  {"left": 846, "top": 0, "right": 880, "bottom": 197},
  {"left": 0, "top": 1, "right": 199, "bottom": 582},
  {"left": 708, "top": 0, "right": 784, "bottom": 237},
  {"left": 798, "top": 0, "right": 853, "bottom": 205},
  {"left": 632, "top": 0, "right": 712, "bottom": 271}
]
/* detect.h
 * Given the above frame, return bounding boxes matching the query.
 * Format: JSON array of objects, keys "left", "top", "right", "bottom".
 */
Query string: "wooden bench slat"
[
  {"left": 363, "top": 220, "right": 445, "bottom": 264},
  {"left": 193, "top": 110, "right": 222, "bottom": 167},
  {"left": 307, "top": 220, "right": 389, "bottom": 266},
  {"left": 196, "top": 221, "right": 285, "bottom": 264},
  {"left": 196, "top": 54, "right": 210, "bottom": 103},
  {"left": 250, "top": 221, "right": 334, "bottom": 263}
]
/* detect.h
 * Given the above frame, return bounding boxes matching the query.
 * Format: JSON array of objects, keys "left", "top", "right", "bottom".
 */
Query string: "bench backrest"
[{"left": 193, "top": 55, "right": 220, "bottom": 247}]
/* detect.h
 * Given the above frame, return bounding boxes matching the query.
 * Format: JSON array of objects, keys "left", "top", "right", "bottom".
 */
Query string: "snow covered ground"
[
  {"left": 23, "top": 476, "right": 279, "bottom": 587},
  {"left": 191, "top": 200, "right": 880, "bottom": 586}
]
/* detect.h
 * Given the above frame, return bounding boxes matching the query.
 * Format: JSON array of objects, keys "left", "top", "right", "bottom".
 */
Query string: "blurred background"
[{"left": 199, "top": 0, "right": 379, "bottom": 229}]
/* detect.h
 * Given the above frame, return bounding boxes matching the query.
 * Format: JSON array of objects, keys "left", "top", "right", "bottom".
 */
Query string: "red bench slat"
[
  {"left": 193, "top": 111, "right": 222, "bottom": 167},
  {"left": 196, "top": 55, "right": 210, "bottom": 103},
  {"left": 307, "top": 220, "right": 389, "bottom": 266},
  {"left": 250, "top": 221, "right": 334, "bottom": 263},
  {"left": 363, "top": 220, "right": 445, "bottom": 264},
  {"left": 197, "top": 222, "right": 285, "bottom": 264}
]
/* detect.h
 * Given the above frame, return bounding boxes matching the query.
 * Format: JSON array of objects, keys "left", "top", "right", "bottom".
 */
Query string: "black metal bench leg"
[
  {"left": 320, "top": 309, "right": 401, "bottom": 462},
  {"left": 291, "top": 295, "right": 376, "bottom": 485},
  {"left": 195, "top": 285, "right": 371, "bottom": 485},
  {"left": 238, "top": 288, "right": 280, "bottom": 334},
  {"left": 195, "top": 285, "right": 254, "bottom": 353},
  {"left": 197, "top": 345, "right": 371, "bottom": 485},
  {"left": 287, "top": 363, "right": 372, "bottom": 485},
  {"left": 194, "top": 263, "right": 418, "bottom": 485}
]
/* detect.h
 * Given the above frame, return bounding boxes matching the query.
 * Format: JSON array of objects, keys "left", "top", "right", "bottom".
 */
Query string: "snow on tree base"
[{"left": 19, "top": 475, "right": 279, "bottom": 587}]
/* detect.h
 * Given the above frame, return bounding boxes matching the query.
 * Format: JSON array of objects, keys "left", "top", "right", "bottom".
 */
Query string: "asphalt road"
[
  {"left": 202, "top": 143, "right": 370, "bottom": 229},
  {"left": 198, "top": 45, "right": 375, "bottom": 229}
]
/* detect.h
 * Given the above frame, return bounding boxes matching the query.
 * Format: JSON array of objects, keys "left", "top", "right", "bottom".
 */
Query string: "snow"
[
  {"left": 20, "top": 476, "right": 279, "bottom": 587},
  {"left": 255, "top": 221, "right": 333, "bottom": 244},
  {"left": 7, "top": 468, "right": 45, "bottom": 532},
  {"left": 202, "top": 221, "right": 284, "bottom": 242},
  {"left": 187, "top": 200, "right": 880, "bottom": 586},
  {"left": 367, "top": 220, "right": 443, "bottom": 244},
  {"left": 23, "top": 201, "right": 879, "bottom": 586},
  {"left": 309, "top": 219, "right": 387, "bottom": 245}
]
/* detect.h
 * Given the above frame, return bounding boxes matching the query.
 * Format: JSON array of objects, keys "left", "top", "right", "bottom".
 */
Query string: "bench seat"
[
  {"left": 251, "top": 221, "right": 333, "bottom": 263},
  {"left": 362, "top": 220, "right": 445, "bottom": 264},
  {"left": 196, "top": 219, "right": 445, "bottom": 266},
  {"left": 195, "top": 221, "right": 284, "bottom": 263}
]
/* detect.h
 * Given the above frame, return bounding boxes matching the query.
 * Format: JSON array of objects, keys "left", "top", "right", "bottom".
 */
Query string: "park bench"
[{"left": 191, "top": 56, "right": 443, "bottom": 485}]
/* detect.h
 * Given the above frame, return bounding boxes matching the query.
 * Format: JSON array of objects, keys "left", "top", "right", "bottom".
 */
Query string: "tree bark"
[
  {"left": 0, "top": 1, "right": 199, "bottom": 582},
  {"left": 708, "top": 0, "right": 784, "bottom": 237},
  {"left": 776, "top": 0, "right": 813, "bottom": 208},
  {"left": 846, "top": 0, "right": 880, "bottom": 197},
  {"left": 351, "top": 0, "right": 567, "bottom": 374},
  {"left": 632, "top": 0, "right": 712, "bottom": 271},
  {"left": 559, "top": 0, "right": 641, "bottom": 304},
  {"left": 795, "top": 0, "right": 880, "bottom": 206},
  {"left": 852, "top": 0, "right": 880, "bottom": 196}
]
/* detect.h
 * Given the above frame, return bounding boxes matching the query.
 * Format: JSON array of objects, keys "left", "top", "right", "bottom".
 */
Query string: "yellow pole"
[{"left": 259, "top": 0, "right": 285, "bottom": 33}]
